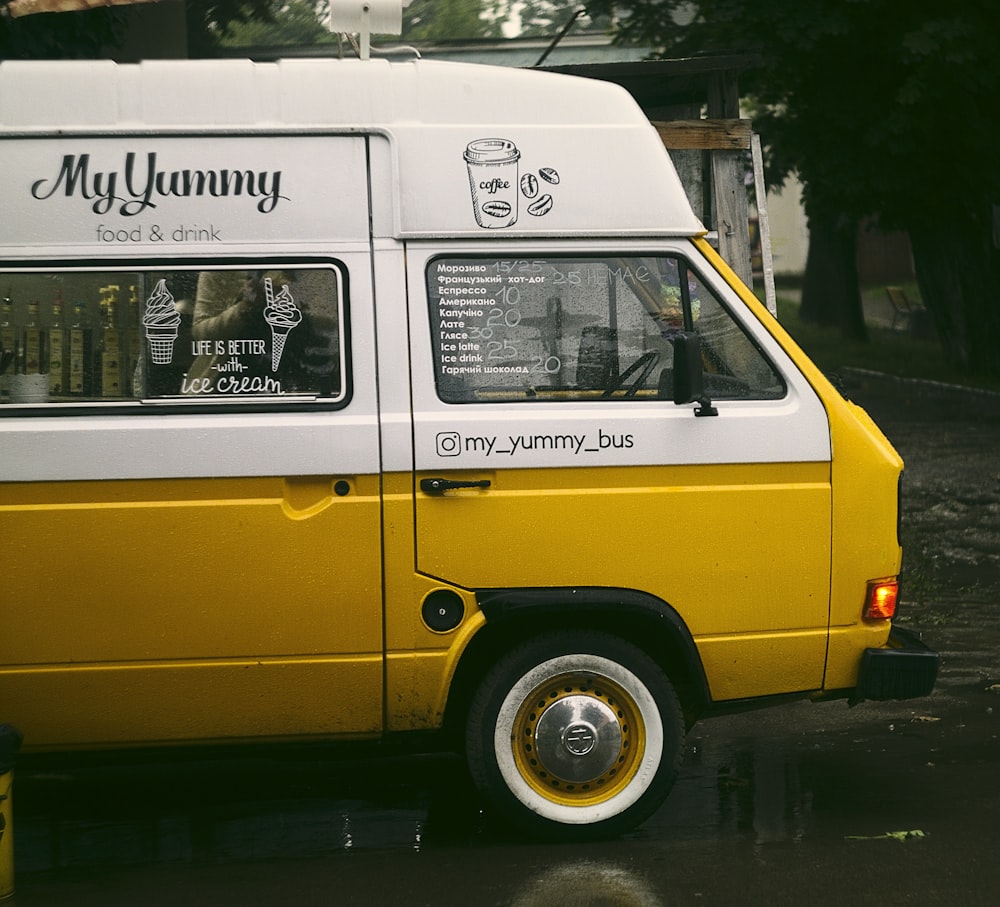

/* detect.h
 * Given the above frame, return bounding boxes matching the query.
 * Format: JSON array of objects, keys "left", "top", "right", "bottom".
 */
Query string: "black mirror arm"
[{"left": 693, "top": 396, "right": 718, "bottom": 417}]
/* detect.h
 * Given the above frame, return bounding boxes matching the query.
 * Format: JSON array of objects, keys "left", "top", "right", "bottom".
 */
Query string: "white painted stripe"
[
  {"left": 0, "top": 411, "right": 380, "bottom": 483},
  {"left": 413, "top": 389, "right": 830, "bottom": 471}
]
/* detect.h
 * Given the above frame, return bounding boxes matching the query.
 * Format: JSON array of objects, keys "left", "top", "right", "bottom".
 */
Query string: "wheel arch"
[{"left": 444, "top": 587, "right": 710, "bottom": 742}]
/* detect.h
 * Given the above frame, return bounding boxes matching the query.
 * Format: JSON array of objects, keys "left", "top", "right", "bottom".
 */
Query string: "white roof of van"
[{"left": 0, "top": 58, "right": 704, "bottom": 240}]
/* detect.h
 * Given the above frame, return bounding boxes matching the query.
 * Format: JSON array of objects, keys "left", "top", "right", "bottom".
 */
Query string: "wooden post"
[
  {"left": 707, "top": 72, "right": 752, "bottom": 289},
  {"left": 653, "top": 117, "right": 755, "bottom": 289}
]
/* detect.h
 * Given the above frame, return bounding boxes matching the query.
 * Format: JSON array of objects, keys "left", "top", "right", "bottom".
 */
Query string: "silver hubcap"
[{"left": 533, "top": 694, "right": 623, "bottom": 783}]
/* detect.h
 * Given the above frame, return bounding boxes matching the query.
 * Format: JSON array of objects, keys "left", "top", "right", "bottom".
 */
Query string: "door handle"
[{"left": 420, "top": 477, "right": 491, "bottom": 495}]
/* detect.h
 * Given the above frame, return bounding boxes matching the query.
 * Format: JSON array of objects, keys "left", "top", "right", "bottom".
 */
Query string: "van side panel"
[
  {"left": 693, "top": 238, "right": 904, "bottom": 689},
  {"left": 0, "top": 660, "right": 383, "bottom": 748},
  {"left": 405, "top": 241, "right": 834, "bottom": 705},
  {"left": 824, "top": 403, "right": 904, "bottom": 688},
  {"left": 2, "top": 476, "right": 380, "bottom": 664},
  {"left": 413, "top": 462, "right": 831, "bottom": 701},
  {"left": 1, "top": 471, "right": 384, "bottom": 751},
  {"left": 0, "top": 130, "right": 386, "bottom": 748}
]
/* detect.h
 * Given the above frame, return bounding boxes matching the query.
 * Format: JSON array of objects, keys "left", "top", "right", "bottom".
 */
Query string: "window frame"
[
  {"left": 424, "top": 251, "right": 785, "bottom": 406},
  {"left": 0, "top": 257, "right": 352, "bottom": 417}
]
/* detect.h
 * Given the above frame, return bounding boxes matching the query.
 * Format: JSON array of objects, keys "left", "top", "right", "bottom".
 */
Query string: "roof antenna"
[
  {"left": 329, "top": 0, "right": 404, "bottom": 61},
  {"left": 534, "top": 8, "right": 588, "bottom": 67}
]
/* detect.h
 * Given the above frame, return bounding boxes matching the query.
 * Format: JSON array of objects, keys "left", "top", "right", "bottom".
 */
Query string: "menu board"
[
  {"left": 427, "top": 256, "right": 670, "bottom": 403},
  {"left": 433, "top": 261, "right": 540, "bottom": 384}
]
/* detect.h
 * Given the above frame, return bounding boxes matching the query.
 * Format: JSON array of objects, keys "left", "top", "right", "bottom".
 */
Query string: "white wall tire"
[{"left": 466, "top": 631, "right": 684, "bottom": 839}]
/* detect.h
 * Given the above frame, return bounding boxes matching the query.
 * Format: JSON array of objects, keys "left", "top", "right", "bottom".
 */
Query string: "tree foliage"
[
  {"left": 402, "top": 0, "right": 501, "bottom": 41},
  {"left": 592, "top": 0, "right": 1000, "bottom": 377},
  {"left": 185, "top": 0, "right": 277, "bottom": 56},
  {"left": 218, "top": 1, "right": 333, "bottom": 47},
  {"left": 0, "top": 0, "right": 277, "bottom": 58},
  {"left": 512, "top": 2, "right": 609, "bottom": 39},
  {"left": 0, "top": 1, "right": 128, "bottom": 58},
  {"left": 402, "top": 0, "right": 606, "bottom": 41},
  {"left": 214, "top": 0, "right": 511, "bottom": 45}
]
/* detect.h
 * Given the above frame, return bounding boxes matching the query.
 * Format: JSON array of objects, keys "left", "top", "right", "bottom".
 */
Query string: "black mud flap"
[{"left": 852, "top": 626, "right": 940, "bottom": 703}]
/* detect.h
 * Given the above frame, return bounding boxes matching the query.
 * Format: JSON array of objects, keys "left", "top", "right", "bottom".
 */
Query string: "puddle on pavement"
[{"left": 14, "top": 698, "right": 973, "bottom": 876}]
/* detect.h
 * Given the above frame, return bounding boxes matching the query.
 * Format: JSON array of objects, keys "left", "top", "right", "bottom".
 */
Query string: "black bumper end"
[{"left": 853, "top": 626, "right": 939, "bottom": 702}]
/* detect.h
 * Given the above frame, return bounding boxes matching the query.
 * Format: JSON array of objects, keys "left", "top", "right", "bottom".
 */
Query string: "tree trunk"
[
  {"left": 800, "top": 212, "right": 868, "bottom": 342},
  {"left": 908, "top": 206, "right": 1000, "bottom": 381}
]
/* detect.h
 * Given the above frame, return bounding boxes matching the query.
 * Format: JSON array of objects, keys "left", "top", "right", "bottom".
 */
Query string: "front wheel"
[{"left": 465, "top": 631, "right": 685, "bottom": 839}]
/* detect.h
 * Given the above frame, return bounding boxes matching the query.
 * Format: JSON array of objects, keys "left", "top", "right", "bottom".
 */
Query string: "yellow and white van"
[{"left": 0, "top": 57, "right": 937, "bottom": 837}]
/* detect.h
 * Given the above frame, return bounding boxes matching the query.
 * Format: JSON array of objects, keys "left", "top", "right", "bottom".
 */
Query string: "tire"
[{"left": 465, "top": 630, "right": 685, "bottom": 839}]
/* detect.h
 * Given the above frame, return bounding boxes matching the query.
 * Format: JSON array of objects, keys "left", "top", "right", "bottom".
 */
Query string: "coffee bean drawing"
[
  {"left": 527, "top": 194, "right": 553, "bottom": 216},
  {"left": 482, "top": 200, "right": 513, "bottom": 218}
]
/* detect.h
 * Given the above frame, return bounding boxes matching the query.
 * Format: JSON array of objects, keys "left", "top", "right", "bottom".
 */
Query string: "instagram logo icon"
[{"left": 436, "top": 431, "right": 462, "bottom": 457}]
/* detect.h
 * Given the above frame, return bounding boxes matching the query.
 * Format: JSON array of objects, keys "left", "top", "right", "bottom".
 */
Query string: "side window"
[
  {"left": 1, "top": 264, "right": 346, "bottom": 408},
  {"left": 685, "top": 269, "right": 786, "bottom": 399},
  {"left": 426, "top": 256, "right": 783, "bottom": 403}
]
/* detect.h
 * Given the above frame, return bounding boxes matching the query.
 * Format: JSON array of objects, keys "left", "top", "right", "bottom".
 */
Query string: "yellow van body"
[{"left": 0, "top": 58, "right": 936, "bottom": 837}]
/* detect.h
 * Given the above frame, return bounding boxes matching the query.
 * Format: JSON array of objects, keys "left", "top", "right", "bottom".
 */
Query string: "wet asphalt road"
[{"left": 8, "top": 371, "right": 1000, "bottom": 906}]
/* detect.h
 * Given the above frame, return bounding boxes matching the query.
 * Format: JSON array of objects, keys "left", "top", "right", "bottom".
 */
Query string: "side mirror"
[{"left": 670, "top": 332, "right": 718, "bottom": 417}]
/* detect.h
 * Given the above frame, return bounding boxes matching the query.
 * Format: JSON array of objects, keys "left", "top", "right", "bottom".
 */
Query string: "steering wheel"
[{"left": 602, "top": 350, "right": 660, "bottom": 398}]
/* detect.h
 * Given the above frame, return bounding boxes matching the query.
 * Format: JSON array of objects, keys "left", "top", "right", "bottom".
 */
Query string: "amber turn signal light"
[{"left": 864, "top": 578, "right": 899, "bottom": 621}]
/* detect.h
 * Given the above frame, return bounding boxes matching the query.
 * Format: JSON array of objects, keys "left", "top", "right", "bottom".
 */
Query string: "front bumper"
[{"left": 853, "top": 625, "right": 939, "bottom": 702}]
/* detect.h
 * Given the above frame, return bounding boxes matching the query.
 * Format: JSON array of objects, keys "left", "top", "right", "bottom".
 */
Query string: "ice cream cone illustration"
[
  {"left": 263, "top": 277, "right": 301, "bottom": 371},
  {"left": 142, "top": 279, "right": 181, "bottom": 364},
  {"left": 270, "top": 328, "right": 291, "bottom": 370}
]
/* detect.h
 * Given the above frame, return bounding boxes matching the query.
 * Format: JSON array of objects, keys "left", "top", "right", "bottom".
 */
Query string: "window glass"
[
  {"left": 426, "top": 256, "right": 783, "bottom": 403},
  {"left": 0, "top": 265, "right": 345, "bottom": 408}
]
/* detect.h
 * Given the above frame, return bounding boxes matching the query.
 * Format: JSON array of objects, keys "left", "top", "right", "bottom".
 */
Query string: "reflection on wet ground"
[
  {"left": 16, "top": 749, "right": 454, "bottom": 872},
  {"left": 11, "top": 667, "right": 999, "bottom": 905}
]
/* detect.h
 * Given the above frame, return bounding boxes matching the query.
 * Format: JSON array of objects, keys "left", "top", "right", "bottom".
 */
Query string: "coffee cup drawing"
[{"left": 465, "top": 138, "right": 520, "bottom": 228}]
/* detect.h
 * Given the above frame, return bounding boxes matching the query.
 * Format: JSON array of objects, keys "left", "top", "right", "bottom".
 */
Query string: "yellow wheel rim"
[{"left": 509, "top": 670, "right": 647, "bottom": 808}]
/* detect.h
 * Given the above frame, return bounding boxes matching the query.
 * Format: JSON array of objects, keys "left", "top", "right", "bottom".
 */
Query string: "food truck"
[{"left": 0, "top": 55, "right": 937, "bottom": 837}]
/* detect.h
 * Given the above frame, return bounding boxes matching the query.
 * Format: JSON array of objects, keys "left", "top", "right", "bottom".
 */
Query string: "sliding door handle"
[{"left": 420, "top": 477, "right": 491, "bottom": 495}]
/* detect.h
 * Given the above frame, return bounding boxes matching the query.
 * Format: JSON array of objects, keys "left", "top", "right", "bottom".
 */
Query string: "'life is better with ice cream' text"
[{"left": 30, "top": 152, "right": 287, "bottom": 215}]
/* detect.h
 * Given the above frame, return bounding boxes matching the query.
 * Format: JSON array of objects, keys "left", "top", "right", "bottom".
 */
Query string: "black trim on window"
[
  {"left": 424, "top": 252, "right": 785, "bottom": 405},
  {"left": 0, "top": 256, "right": 352, "bottom": 417}
]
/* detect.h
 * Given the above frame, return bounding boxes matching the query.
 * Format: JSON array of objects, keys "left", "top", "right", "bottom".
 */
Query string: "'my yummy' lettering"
[{"left": 31, "top": 152, "right": 287, "bottom": 215}]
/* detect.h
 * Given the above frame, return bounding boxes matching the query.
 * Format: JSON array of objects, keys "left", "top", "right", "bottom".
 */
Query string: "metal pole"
[{"left": 751, "top": 132, "right": 777, "bottom": 317}]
